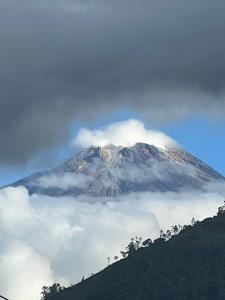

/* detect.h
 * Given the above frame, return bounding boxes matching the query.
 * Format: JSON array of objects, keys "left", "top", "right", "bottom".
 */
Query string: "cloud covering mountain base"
[{"left": 0, "top": 186, "right": 224, "bottom": 300}]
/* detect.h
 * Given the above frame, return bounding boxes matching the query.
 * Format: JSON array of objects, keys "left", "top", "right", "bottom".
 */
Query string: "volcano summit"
[{"left": 10, "top": 143, "right": 224, "bottom": 197}]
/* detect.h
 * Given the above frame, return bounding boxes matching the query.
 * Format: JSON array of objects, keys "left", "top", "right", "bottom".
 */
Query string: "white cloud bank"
[
  {"left": 36, "top": 173, "right": 92, "bottom": 190},
  {"left": 74, "top": 119, "right": 179, "bottom": 150},
  {"left": 0, "top": 186, "right": 224, "bottom": 300}
]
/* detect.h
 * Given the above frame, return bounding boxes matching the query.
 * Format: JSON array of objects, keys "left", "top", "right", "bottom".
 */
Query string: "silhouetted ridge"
[{"left": 42, "top": 208, "right": 225, "bottom": 300}]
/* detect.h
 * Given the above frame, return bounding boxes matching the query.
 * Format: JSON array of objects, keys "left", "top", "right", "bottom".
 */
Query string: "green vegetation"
[{"left": 41, "top": 202, "right": 225, "bottom": 300}]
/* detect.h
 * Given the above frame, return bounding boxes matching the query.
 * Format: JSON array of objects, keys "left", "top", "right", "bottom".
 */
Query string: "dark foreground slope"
[{"left": 48, "top": 210, "right": 225, "bottom": 300}]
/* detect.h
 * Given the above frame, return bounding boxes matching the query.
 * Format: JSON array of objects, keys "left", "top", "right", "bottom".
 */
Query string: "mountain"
[
  {"left": 10, "top": 143, "right": 224, "bottom": 197},
  {"left": 41, "top": 208, "right": 225, "bottom": 300}
]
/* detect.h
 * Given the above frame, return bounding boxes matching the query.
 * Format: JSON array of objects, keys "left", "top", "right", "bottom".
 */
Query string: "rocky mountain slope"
[{"left": 10, "top": 143, "right": 224, "bottom": 197}]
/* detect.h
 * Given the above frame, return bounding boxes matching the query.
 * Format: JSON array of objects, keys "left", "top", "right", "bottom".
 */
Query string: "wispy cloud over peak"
[{"left": 74, "top": 119, "right": 179, "bottom": 150}]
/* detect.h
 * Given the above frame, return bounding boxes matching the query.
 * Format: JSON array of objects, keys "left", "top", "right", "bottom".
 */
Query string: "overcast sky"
[{"left": 1, "top": 0, "right": 225, "bottom": 179}]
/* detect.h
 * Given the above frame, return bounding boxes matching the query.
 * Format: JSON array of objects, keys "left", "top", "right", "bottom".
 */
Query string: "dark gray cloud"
[{"left": 1, "top": 0, "right": 225, "bottom": 165}]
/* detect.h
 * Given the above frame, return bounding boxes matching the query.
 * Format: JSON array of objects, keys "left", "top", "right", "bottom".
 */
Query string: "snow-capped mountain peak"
[{"left": 9, "top": 143, "right": 224, "bottom": 197}]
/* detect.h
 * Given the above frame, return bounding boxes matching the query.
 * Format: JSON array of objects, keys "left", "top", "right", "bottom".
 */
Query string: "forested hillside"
[{"left": 41, "top": 205, "right": 225, "bottom": 300}]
